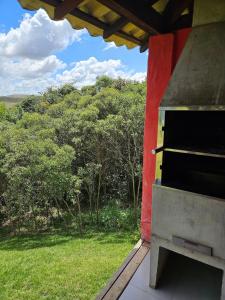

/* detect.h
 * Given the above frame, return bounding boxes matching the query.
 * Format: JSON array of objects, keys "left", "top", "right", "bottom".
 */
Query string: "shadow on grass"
[
  {"left": 0, "top": 233, "right": 74, "bottom": 251},
  {"left": 0, "top": 227, "right": 138, "bottom": 252},
  {"left": 91, "top": 231, "right": 138, "bottom": 245}
]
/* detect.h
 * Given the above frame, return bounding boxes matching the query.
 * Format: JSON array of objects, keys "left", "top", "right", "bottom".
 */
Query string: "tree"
[
  {"left": 21, "top": 95, "right": 41, "bottom": 113},
  {"left": 58, "top": 84, "right": 77, "bottom": 97},
  {"left": 95, "top": 76, "right": 114, "bottom": 92},
  {"left": 78, "top": 163, "right": 101, "bottom": 222},
  {"left": 0, "top": 116, "right": 74, "bottom": 231},
  {"left": 0, "top": 77, "right": 146, "bottom": 232}
]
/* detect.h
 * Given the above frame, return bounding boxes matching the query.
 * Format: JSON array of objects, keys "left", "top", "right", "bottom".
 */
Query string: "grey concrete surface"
[
  {"left": 151, "top": 185, "right": 225, "bottom": 260},
  {"left": 149, "top": 185, "right": 225, "bottom": 299},
  {"left": 119, "top": 250, "right": 222, "bottom": 300},
  {"left": 193, "top": 0, "right": 225, "bottom": 26},
  {"left": 161, "top": 22, "right": 225, "bottom": 108}
]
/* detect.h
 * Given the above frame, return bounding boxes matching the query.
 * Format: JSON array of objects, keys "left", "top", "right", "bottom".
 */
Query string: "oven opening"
[
  {"left": 160, "top": 110, "right": 225, "bottom": 199},
  {"left": 164, "top": 111, "right": 225, "bottom": 153},
  {"left": 157, "top": 248, "right": 223, "bottom": 299}
]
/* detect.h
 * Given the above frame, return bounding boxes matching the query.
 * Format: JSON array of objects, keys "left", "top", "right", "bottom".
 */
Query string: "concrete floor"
[{"left": 119, "top": 250, "right": 222, "bottom": 300}]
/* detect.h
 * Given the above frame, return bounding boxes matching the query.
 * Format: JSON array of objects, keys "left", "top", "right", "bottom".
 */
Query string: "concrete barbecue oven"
[{"left": 150, "top": 21, "right": 225, "bottom": 299}]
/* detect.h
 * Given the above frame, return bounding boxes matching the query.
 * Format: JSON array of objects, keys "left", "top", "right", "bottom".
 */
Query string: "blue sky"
[{"left": 0, "top": 0, "right": 147, "bottom": 95}]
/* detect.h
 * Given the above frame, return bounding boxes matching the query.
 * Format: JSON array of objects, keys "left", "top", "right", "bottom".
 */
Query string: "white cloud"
[
  {"left": 57, "top": 57, "right": 123, "bottom": 87},
  {"left": 0, "top": 9, "right": 146, "bottom": 95},
  {"left": 0, "top": 9, "right": 86, "bottom": 59},
  {"left": 0, "top": 77, "right": 57, "bottom": 96},
  {"left": 0, "top": 56, "right": 146, "bottom": 95},
  {"left": 57, "top": 57, "right": 146, "bottom": 88},
  {"left": 0, "top": 55, "right": 65, "bottom": 95},
  {"left": 129, "top": 72, "right": 146, "bottom": 82},
  {"left": 103, "top": 42, "right": 117, "bottom": 51},
  {"left": 0, "top": 55, "right": 65, "bottom": 79},
  {"left": 0, "top": 9, "right": 85, "bottom": 95}
]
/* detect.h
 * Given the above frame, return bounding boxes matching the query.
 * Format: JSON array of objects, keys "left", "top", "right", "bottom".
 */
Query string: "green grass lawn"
[{"left": 0, "top": 231, "right": 137, "bottom": 300}]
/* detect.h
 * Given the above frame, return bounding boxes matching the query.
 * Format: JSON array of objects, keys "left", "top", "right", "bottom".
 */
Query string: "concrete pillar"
[
  {"left": 193, "top": 0, "right": 225, "bottom": 27},
  {"left": 141, "top": 34, "right": 174, "bottom": 242},
  {"left": 149, "top": 238, "right": 169, "bottom": 288},
  {"left": 141, "top": 29, "right": 191, "bottom": 242}
]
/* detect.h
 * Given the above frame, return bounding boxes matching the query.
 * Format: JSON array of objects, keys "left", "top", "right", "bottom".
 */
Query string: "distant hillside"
[{"left": 0, "top": 94, "right": 30, "bottom": 107}]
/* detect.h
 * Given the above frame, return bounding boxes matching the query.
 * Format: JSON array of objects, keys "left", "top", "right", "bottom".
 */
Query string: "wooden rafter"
[
  {"left": 163, "top": 0, "right": 194, "bottom": 27},
  {"left": 103, "top": 17, "right": 128, "bottom": 39},
  {"left": 140, "top": 42, "right": 149, "bottom": 53},
  {"left": 97, "top": 0, "right": 164, "bottom": 34},
  {"left": 33, "top": 0, "right": 194, "bottom": 52},
  {"left": 43, "top": 0, "right": 142, "bottom": 46},
  {"left": 139, "top": 34, "right": 151, "bottom": 53},
  {"left": 170, "top": 13, "right": 193, "bottom": 31},
  {"left": 143, "top": 0, "right": 162, "bottom": 5},
  {"left": 54, "top": 0, "right": 84, "bottom": 20},
  {"left": 72, "top": 9, "right": 142, "bottom": 45}
]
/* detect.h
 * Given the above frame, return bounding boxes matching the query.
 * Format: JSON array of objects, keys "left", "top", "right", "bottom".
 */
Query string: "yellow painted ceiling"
[{"left": 18, "top": 0, "right": 171, "bottom": 49}]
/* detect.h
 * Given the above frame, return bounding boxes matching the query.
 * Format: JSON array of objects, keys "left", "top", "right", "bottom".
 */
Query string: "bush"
[
  {"left": 0, "top": 78, "right": 145, "bottom": 234},
  {"left": 92, "top": 202, "right": 140, "bottom": 232}
]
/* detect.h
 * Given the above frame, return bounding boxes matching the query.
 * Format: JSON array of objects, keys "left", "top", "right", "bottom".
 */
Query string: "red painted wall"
[{"left": 141, "top": 28, "right": 192, "bottom": 242}]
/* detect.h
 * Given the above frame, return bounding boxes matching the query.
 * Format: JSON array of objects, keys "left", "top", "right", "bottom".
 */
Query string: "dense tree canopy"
[{"left": 0, "top": 77, "right": 146, "bottom": 233}]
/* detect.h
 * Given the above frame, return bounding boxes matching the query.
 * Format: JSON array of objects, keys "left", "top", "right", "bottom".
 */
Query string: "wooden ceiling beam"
[
  {"left": 139, "top": 34, "right": 151, "bottom": 53},
  {"left": 72, "top": 9, "right": 142, "bottom": 45},
  {"left": 102, "top": 0, "right": 161, "bottom": 39},
  {"left": 140, "top": 42, "right": 149, "bottom": 53},
  {"left": 43, "top": 0, "right": 142, "bottom": 45},
  {"left": 169, "top": 13, "right": 193, "bottom": 31},
  {"left": 163, "top": 0, "right": 194, "bottom": 26},
  {"left": 143, "top": 0, "right": 161, "bottom": 5},
  {"left": 54, "top": 0, "right": 84, "bottom": 20},
  {"left": 97, "top": 0, "right": 164, "bottom": 34},
  {"left": 103, "top": 17, "right": 128, "bottom": 39}
]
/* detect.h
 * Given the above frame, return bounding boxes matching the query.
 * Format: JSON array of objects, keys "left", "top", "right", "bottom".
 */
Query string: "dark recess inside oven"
[
  {"left": 164, "top": 111, "right": 225, "bottom": 154},
  {"left": 161, "top": 151, "right": 225, "bottom": 199},
  {"left": 160, "top": 111, "right": 225, "bottom": 199}
]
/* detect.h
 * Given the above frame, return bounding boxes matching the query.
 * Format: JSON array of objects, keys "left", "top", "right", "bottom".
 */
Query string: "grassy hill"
[{"left": 0, "top": 95, "right": 30, "bottom": 107}]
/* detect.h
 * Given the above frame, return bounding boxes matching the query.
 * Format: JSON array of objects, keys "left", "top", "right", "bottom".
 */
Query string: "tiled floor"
[{"left": 119, "top": 250, "right": 222, "bottom": 300}]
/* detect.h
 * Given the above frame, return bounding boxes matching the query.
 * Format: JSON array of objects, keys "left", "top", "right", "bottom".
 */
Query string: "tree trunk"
[
  {"left": 76, "top": 196, "right": 83, "bottom": 234},
  {"left": 96, "top": 171, "right": 102, "bottom": 225}
]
